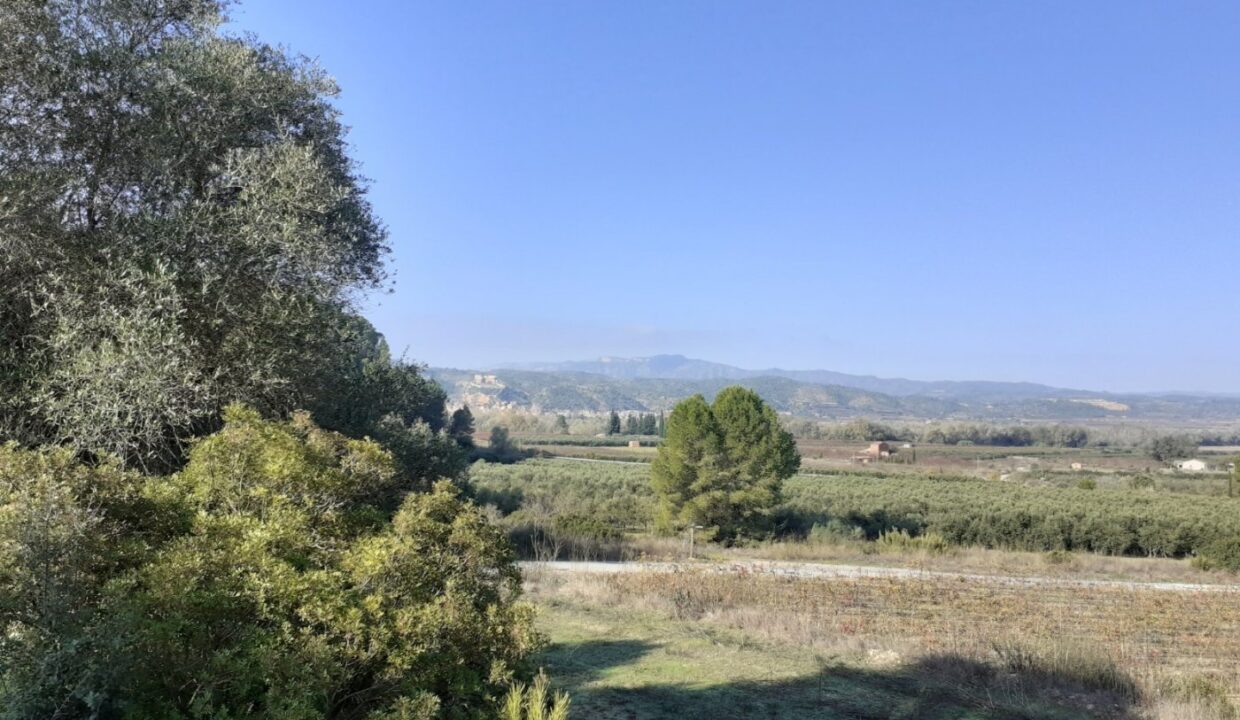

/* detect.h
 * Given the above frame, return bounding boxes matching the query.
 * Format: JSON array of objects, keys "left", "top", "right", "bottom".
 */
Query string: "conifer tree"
[{"left": 651, "top": 388, "right": 799, "bottom": 541}]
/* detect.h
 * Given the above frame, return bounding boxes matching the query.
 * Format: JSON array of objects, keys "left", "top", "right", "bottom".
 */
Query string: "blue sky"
[{"left": 230, "top": 1, "right": 1240, "bottom": 393}]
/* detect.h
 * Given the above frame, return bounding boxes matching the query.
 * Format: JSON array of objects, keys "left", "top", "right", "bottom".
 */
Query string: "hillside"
[
  {"left": 499, "top": 354, "right": 1089, "bottom": 401},
  {"left": 431, "top": 360, "right": 1240, "bottom": 420}
]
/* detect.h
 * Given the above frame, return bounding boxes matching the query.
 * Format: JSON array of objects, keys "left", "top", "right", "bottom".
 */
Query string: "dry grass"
[
  {"left": 722, "top": 538, "right": 1238, "bottom": 585},
  {"left": 525, "top": 567, "right": 1240, "bottom": 719}
]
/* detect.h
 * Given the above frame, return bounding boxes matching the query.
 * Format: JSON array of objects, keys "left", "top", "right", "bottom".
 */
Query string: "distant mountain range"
[{"left": 427, "top": 355, "right": 1240, "bottom": 421}]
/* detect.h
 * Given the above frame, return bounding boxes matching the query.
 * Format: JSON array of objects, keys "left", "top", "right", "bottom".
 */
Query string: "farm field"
[
  {"left": 472, "top": 458, "right": 1240, "bottom": 574},
  {"left": 479, "top": 451, "right": 1240, "bottom": 717},
  {"left": 525, "top": 566, "right": 1240, "bottom": 719},
  {"left": 510, "top": 431, "right": 1235, "bottom": 486}
]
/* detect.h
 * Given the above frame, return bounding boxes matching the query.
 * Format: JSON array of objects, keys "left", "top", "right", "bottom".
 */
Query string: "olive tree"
[{"left": 0, "top": 0, "right": 401, "bottom": 469}]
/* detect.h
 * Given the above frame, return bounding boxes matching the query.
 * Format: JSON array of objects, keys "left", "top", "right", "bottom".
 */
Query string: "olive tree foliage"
[
  {"left": 0, "top": 407, "right": 541, "bottom": 720},
  {"left": 307, "top": 315, "right": 468, "bottom": 488},
  {"left": 1147, "top": 434, "right": 1198, "bottom": 463},
  {"left": 0, "top": 0, "right": 402, "bottom": 470},
  {"left": 651, "top": 387, "right": 800, "bottom": 542}
]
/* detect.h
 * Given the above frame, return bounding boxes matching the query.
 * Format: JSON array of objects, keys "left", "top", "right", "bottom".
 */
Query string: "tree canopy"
[
  {"left": 651, "top": 387, "right": 799, "bottom": 542},
  {"left": 0, "top": 0, "right": 440, "bottom": 471},
  {"left": 0, "top": 1, "right": 525, "bottom": 717}
]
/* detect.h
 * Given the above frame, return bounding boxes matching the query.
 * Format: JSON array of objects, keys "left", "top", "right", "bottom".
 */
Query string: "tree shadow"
[
  {"left": 541, "top": 642, "right": 1141, "bottom": 720},
  {"left": 539, "top": 639, "right": 659, "bottom": 685}
]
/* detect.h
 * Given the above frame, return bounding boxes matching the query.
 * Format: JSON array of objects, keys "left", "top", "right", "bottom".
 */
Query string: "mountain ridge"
[
  {"left": 495, "top": 354, "right": 1100, "bottom": 401},
  {"left": 430, "top": 357, "right": 1240, "bottom": 421}
]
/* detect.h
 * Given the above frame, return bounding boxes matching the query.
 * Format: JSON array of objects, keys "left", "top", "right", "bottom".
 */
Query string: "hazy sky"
[{"left": 230, "top": 1, "right": 1240, "bottom": 393}]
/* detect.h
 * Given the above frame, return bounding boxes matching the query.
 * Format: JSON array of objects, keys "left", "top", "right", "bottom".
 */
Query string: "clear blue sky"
[{"left": 230, "top": 1, "right": 1240, "bottom": 393}]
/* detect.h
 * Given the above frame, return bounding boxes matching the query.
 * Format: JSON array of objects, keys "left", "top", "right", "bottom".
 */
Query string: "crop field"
[
  {"left": 472, "top": 459, "right": 1240, "bottom": 568},
  {"left": 512, "top": 432, "right": 1228, "bottom": 483},
  {"left": 526, "top": 567, "right": 1240, "bottom": 719}
]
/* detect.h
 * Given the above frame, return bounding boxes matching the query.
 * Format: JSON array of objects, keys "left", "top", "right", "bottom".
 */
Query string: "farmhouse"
[
  {"left": 853, "top": 441, "right": 893, "bottom": 464},
  {"left": 1174, "top": 459, "right": 1209, "bottom": 472}
]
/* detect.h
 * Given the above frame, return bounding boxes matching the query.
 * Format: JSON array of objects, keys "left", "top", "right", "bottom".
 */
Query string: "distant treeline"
[
  {"left": 513, "top": 436, "right": 660, "bottom": 448},
  {"left": 785, "top": 418, "right": 1091, "bottom": 448},
  {"left": 1200, "top": 433, "right": 1240, "bottom": 446},
  {"left": 607, "top": 411, "right": 664, "bottom": 436}
]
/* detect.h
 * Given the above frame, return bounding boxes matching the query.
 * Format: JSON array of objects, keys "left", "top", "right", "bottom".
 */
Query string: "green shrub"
[
  {"left": 1192, "top": 536, "right": 1240, "bottom": 572},
  {"left": 0, "top": 408, "right": 541, "bottom": 719},
  {"left": 876, "top": 529, "right": 950, "bottom": 554}
]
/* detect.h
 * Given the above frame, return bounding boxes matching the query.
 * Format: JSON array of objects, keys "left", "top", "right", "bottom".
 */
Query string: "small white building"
[{"left": 1175, "top": 459, "right": 1209, "bottom": 472}]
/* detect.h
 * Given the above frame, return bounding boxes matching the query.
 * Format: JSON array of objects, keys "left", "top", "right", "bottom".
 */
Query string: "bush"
[
  {"left": 0, "top": 408, "right": 541, "bottom": 719},
  {"left": 876, "top": 529, "right": 950, "bottom": 554},
  {"left": 1193, "top": 536, "right": 1240, "bottom": 572}
]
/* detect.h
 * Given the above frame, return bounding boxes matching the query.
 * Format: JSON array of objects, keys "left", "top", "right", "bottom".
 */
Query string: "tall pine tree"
[{"left": 650, "top": 388, "right": 798, "bottom": 542}]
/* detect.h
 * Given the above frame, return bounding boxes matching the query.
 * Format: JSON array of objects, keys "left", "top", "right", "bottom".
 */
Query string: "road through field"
[{"left": 521, "top": 559, "right": 1240, "bottom": 593}]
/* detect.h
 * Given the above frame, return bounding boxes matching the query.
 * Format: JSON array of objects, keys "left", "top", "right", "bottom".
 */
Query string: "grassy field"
[{"left": 526, "top": 568, "right": 1240, "bottom": 720}]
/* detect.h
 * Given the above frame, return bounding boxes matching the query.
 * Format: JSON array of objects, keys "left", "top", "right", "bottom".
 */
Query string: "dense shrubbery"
[
  {"left": 786, "top": 419, "right": 1093, "bottom": 448},
  {"left": 0, "top": 408, "right": 540, "bottom": 719}
]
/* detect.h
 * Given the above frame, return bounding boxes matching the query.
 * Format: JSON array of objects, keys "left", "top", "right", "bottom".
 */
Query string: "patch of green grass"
[{"left": 534, "top": 601, "right": 1125, "bottom": 720}]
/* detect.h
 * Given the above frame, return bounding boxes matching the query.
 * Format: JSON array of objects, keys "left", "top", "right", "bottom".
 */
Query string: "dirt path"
[{"left": 522, "top": 559, "right": 1240, "bottom": 593}]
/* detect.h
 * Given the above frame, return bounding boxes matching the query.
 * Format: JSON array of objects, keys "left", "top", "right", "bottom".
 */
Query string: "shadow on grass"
[{"left": 539, "top": 640, "right": 1140, "bottom": 720}]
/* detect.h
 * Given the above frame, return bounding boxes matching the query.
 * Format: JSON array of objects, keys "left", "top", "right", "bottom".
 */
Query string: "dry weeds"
[{"left": 525, "top": 566, "right": 1240, "bottom": 719}]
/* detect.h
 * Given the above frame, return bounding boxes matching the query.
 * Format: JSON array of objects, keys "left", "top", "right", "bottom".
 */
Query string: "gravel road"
[{"left": 521, "top": 559, "right": 1240, "bottom": 593}]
